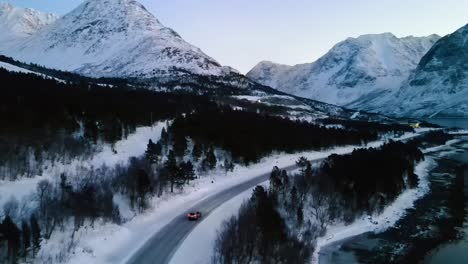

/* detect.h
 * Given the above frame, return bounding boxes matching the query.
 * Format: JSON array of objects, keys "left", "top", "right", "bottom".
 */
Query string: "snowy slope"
[
  {"left": 2, "top": 0, "right": 234, "bottom": 79},
  {"left": 247, "top": 33, "right": 440, "bottom": 106},
  {"left": 0, "top": 60, "right": 37, "bottom": 74},
  {"left": 369, "top": 25, "right": 468, "bottom": 118},
  {"left": 0, "top": 2, "right": 57, "bottom": 51}
]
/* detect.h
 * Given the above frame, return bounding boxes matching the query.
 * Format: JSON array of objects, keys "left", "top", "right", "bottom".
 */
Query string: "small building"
[{"left": 410, "top": 122, "right": 421, "bottom": 129}]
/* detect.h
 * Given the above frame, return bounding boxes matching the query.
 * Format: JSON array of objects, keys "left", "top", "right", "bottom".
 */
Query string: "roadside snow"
[
  {"left": 170, "top": 181, "right": 269, "bottom": 264},
  {"left": 111, "top": 131, "right": 419, "bottom": 264},
  {"left": 37, "top": 130, "right": 421, "bottom": 264}
]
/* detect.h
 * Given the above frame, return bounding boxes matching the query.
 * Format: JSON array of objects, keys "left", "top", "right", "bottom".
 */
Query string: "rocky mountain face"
[
  {"left": 374, "top": 24, "right": 468, "bottom": 117},
  {"left": 247, "top": 33, "right": 440, "bottom": 107},
  {"left": 1, "top": 0, "right": 235, "bottom": 79},
  {"left": 0, "top": 3, "right": 58, "bottom": 49}
]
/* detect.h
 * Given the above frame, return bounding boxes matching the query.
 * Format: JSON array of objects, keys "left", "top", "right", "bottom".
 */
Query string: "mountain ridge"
[
  {"left": 1, "top": 0, "right": 235, "bottom": 79},
  {"left": 247, "top": 33, "right": 440, "bottom": 107}
]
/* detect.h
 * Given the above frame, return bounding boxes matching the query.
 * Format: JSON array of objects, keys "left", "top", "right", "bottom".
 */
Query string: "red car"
[{"left": 187, "top": 211, "right": 202, "bottom": 221}]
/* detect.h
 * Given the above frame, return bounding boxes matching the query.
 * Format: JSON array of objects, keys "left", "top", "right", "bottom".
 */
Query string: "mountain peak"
[
  {"left": 0, "top": 3, "right": 58, "bottom": 50},
  {"left": 248, "top": 33, "right": 440, "bottom": 106},
  {"left": 1, "top": 2, "right": 13, "bottom": 14},
  {"left": 2, "top": 0, "right": 231, "bottom": 79}
]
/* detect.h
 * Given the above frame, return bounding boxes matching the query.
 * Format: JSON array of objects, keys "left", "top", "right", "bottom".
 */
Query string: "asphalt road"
[{"left": 125, "top": 159, "right": 324, "bottom": 264}]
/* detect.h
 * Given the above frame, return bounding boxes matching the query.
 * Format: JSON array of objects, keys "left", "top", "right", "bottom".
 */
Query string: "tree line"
[
  {"left": 213, "top": 140, "right": 426, "bottom": 263},
  {"left": 0, "top": 67, "right": 213, "bottom": 181},
  {"left": 167, "top": 107, "right": 407, "bottom": 164}
]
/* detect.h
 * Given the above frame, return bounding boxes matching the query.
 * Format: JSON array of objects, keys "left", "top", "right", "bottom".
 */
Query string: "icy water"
[
  {"left": 423, "top": 117, "right": 468, "bottom": 264},
  {"left": 320, "top": 118, "right": 468, "bottom": 264},
  {"left": 427, "top": 118, "right": 468, "bottom": 130},
  {"left": 424, "top": 150, "right": 468, "bottom": 264}
]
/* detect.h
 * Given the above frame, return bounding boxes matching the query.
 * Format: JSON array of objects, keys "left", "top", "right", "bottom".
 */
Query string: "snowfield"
[
  {"left": 0, "top": 61, "right": 37, "bottom": 74},
  {"left": 0, "top": 123, "right": 166, "bottom": 218}
]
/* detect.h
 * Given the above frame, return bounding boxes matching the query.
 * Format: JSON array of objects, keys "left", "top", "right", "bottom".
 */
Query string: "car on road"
[{"left": 187, "top": 211, "right": 202, "bottom": 221}]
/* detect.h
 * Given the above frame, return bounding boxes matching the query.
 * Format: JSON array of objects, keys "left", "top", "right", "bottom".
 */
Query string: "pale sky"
[{"left": 6, "top": 0, "right": 468, "bottom": 73}]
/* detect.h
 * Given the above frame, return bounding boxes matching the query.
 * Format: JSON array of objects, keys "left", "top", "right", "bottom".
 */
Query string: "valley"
[{"left": 0, "top": 1, "right": 467, "bottom": 264}]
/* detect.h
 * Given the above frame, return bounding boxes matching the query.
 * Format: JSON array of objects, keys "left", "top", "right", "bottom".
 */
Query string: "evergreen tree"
[
  {"left": 30, "top": 215, "right": 41, "bottom": 257},
  {"left": 160, "top": 128, "right": 169, "bottom": 146},
  {"left": 162, "top": 151, "right": 183, "bottom": 193},
  {"left": 269, "top": 166, "right": 282, "bottom": 192},
  {"left": 223, "top": 158, "right": 235, "bottom": 173},
  {"left": 297, "top": 206, "right": 304, "bottom": 226},
  {"left": 173, "top": 135, "right": 188, "bottom": 158},
  {"left": 145, "top": 139, "right": 159, "bottom": 164},
  {"left": 296, "top": 157, "right": 310, "bottom": 175},
  {"left": 2, "top": 216, "right": 21, "bottom": 263},
  {"left": 136, "top": 169, "right": 152, "bottom": 212},
  {"left": 290, "top": 186, "right": 298, "bottom": 211},
  {"left": 21, "top": 221, "right": 31, "bottom": 259},
  {"left": 202, "top": 147, "right": 217, "bottom": 171},
  {"left": 154, "top": 142, "right": 162, "bottom": 157},
  {"left": 180, "top": 161, "right": 196, "bottom": 183},
  {"left": 191, "top": 142, "right": 203, "bottom": 161}
]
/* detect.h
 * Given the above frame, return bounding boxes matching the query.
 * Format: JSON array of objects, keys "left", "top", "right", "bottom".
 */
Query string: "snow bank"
[
  {"left": 449, "top": 129, "right": 468, "bottom": 135},
  {"left": 170, "top": 181, "right": 269, "bottom": 264},
  {"left": 312, "top": 158, "right": 436, "bottom": 263}
]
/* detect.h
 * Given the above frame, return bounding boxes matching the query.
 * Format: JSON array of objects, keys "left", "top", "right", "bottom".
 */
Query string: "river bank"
[{"left": 318, "top": 133, "right": 467, "bottom": 264}]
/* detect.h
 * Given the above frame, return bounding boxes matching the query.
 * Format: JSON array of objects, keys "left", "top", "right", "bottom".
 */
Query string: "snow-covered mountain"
[
  {"left": 1, "top": 0, "right": 234, "bottom": 79},
  {"left": 0, "top": 3, "right": 58, "bottom": 50},
  {"left": 370, "top": 25, "right": 468, "bottom": 117},
  {"left": 247, "top": 33, "right": 440, "bottom": 107}
]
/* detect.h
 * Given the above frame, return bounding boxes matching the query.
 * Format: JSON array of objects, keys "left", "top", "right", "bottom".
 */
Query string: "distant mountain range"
[
  {"left": 1, "top": 0, "right": 466, "bottom": 118},
  {"left": 372, "top": 24, "right": 468, "bottom": 117},
  {"left": 0, "top": 3, "right": 58, "bottom": 48},
  {"left": 248, "top": 34, "right": 446, "bottom": 115},
  {"left": 248, "top": 29, "right": 468, "bottom": 118}
]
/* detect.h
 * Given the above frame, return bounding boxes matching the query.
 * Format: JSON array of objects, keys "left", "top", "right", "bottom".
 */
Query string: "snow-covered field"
[
  {"left": 0, "top": 61, "right": 37, "bottom": 74},
  {"left": 0, "top": 123, "right": 165, "bottom": 215}
]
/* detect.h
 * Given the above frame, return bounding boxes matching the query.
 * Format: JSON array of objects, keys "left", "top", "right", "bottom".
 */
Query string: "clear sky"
[{"left": 6, "top": 0, "right": 468, "bottom": 73}]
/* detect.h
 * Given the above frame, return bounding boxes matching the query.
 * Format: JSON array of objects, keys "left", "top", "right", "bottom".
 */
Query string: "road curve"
[{"left": 125, "top": 159, "right": 323, "bottom": 264}]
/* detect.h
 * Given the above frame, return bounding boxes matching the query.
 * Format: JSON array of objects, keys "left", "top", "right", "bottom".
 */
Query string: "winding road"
[{"left": 125, "top": 159, "right": 325, "bottom": 264}]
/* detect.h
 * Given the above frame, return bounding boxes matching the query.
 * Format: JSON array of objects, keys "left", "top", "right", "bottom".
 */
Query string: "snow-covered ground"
[
  {"left": 449, "top": 129, "right": 468, "bottom": 135},
  {"left": 170, "top": 181, "right": 269, "bottom": 264},
  {"left": 311, "top": 137, "right": 465, "bottom": 263},
  {"left": 2, "top": 129, "right": 422, "bottom": 263},
  {"left": 62, "top": 143, "right": 373, "bottom": 264},
  {"left": 160, "top": 130, "right": 434, "bottom": 264},
  {"left": 0, "top": 123, "right": 165, "bottom": 214},
  {"left": 0, "top": 61, "right": 37, "bottom": 74},
  {"left": 312, "top": 158, "right": 436, "bottom": 263},
  {"left": 90, "top": 131, "right": 419, "bottom": 264}
]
